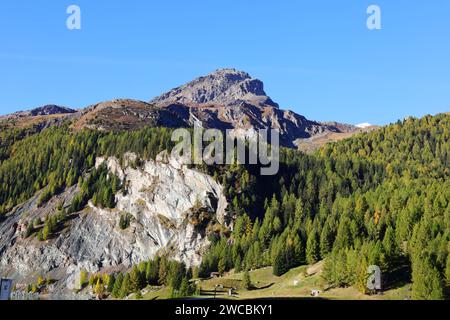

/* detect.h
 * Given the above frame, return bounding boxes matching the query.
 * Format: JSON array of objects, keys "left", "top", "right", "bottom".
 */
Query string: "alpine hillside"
[{"left": 0, "top": 69, "right": 448, "bottom": 300}]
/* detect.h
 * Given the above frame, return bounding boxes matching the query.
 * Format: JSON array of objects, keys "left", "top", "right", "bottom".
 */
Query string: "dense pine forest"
[
  {"left": 200, "top": 114, "right": 449, "bottom": 300},
  {"left": 0, "top": 113, "right": 449, "bottom": 299}
]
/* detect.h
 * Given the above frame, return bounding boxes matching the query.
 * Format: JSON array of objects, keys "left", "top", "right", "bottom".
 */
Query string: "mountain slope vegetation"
[
  {"left": 0, "top": 112, "right": 448, "bottom": 300},
  {"left": 198, "top": 113, "right": 450, "bottom": 300}
]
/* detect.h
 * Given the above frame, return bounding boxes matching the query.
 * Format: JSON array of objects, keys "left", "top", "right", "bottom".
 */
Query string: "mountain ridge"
[
  {"left": 149, "top": 68, "right": 362, "bottom": 148},
  {"left": 1, "top": 69, "right": 367, "bottom": 150},
  {"left": 0, "top": 105, "right": 76, "bottom": 119}
]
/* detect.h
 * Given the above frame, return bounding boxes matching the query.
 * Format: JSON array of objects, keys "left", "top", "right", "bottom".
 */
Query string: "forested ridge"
[
  {"left": 199, "top": 113, "right": 450, "bottom": 299},
  {"left": 0, "top": 126, "right": 174, "bottom": 216},
  {"left": 0, "top": 113, "right": 449, "bottom": 299}
]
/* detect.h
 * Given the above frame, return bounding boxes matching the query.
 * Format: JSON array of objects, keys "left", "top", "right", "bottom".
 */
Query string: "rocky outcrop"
[
  {"left": 0, "top": 105, "right": 80, "bottom": 134},
  {"left": 151, "top": 68, "right": 279, "bottom": 108},
  {"left": 29, "top": 105, "right": 77, "bottom": 116},
  {"left": 0, "top": 105, "right": 76, "bottom": 120},
  {"left": 0, "top": 152, "right": 227, "bottom": 294}
]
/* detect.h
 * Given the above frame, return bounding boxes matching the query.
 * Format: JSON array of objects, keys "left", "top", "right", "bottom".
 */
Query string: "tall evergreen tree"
[
  {"left": 306, "top": 229, "right": 320, "bottom": 265},
  {"left": 111, "top": 273, "right": 123, "bottom": 298},
  {"left": 119, "top": 274, "right": 131, "bottom": 299}
]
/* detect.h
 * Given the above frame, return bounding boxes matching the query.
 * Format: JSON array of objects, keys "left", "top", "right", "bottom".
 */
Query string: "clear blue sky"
[{"left": 1, "top": 0, "right": 449, "bottom": 124}]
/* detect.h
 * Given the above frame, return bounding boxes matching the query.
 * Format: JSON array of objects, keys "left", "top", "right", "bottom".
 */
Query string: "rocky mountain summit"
[
  {"left": 0, "top": 104, "right": 79, "bottom": 132},
  {"left": 29, "top": 105, "right": 77, "bottom": 116},
  {"left": 150, "top": 69, "right": 358, "bottom": 148},
  {"left": 151, "top": 68, "right": 279, "bottom": 108},
  {"left": 1, "top": 105, "right": 76, "bottom": 120}
]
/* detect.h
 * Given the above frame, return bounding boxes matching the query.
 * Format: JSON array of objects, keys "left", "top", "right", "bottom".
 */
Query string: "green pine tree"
[
  {"left": 306, "top": 230, "right": 320, "bottom": 265},
  {"left": 119, "top": 274, "right": 131, "bottom": 299},
  {"left": 111, "top": 273, "right": 123, "bottom": 298},
  {"left": 412, "top": 255, "right": 444, "bottom": 300}
]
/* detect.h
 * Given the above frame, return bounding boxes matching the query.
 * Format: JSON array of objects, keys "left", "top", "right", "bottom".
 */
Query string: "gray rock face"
[
  {"left": 151, "top": 68, "right": 279, "bottom": 108},
  {"left": 0, "top": 105, "right": 76, "bottom": 119},
  {"left": 0, "top": 186, "right": 80, "bottom": 283},
  {"left": 0, "top": 153, "right": 227, "bottom": 294},
  {"left": 29, "top": 105, "right": 77, "bottom": 116}
]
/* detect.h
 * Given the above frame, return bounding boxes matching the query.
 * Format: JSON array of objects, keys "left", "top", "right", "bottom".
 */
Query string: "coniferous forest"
[{"left": 0, "top": 113, "right": 449, "bottom": 300}]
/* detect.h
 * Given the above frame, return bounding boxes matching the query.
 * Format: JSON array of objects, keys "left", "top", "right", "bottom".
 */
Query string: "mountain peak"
[
  {"left": 207, "top": 68, "right": 251, "bottom": 78},
  {"left": 1, "top": 104, "right": 76, "bottom": 120},
  {"left": 150, "top": 68, "right": 279, "bottom": 108},
  {"left": 29, "top": 105, "right": 76, "bottom": 116}
]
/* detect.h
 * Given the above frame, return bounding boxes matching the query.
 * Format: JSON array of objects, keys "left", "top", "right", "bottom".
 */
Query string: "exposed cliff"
[{"left": 0, "top": 152, "right": 227, "bottom": 295}]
